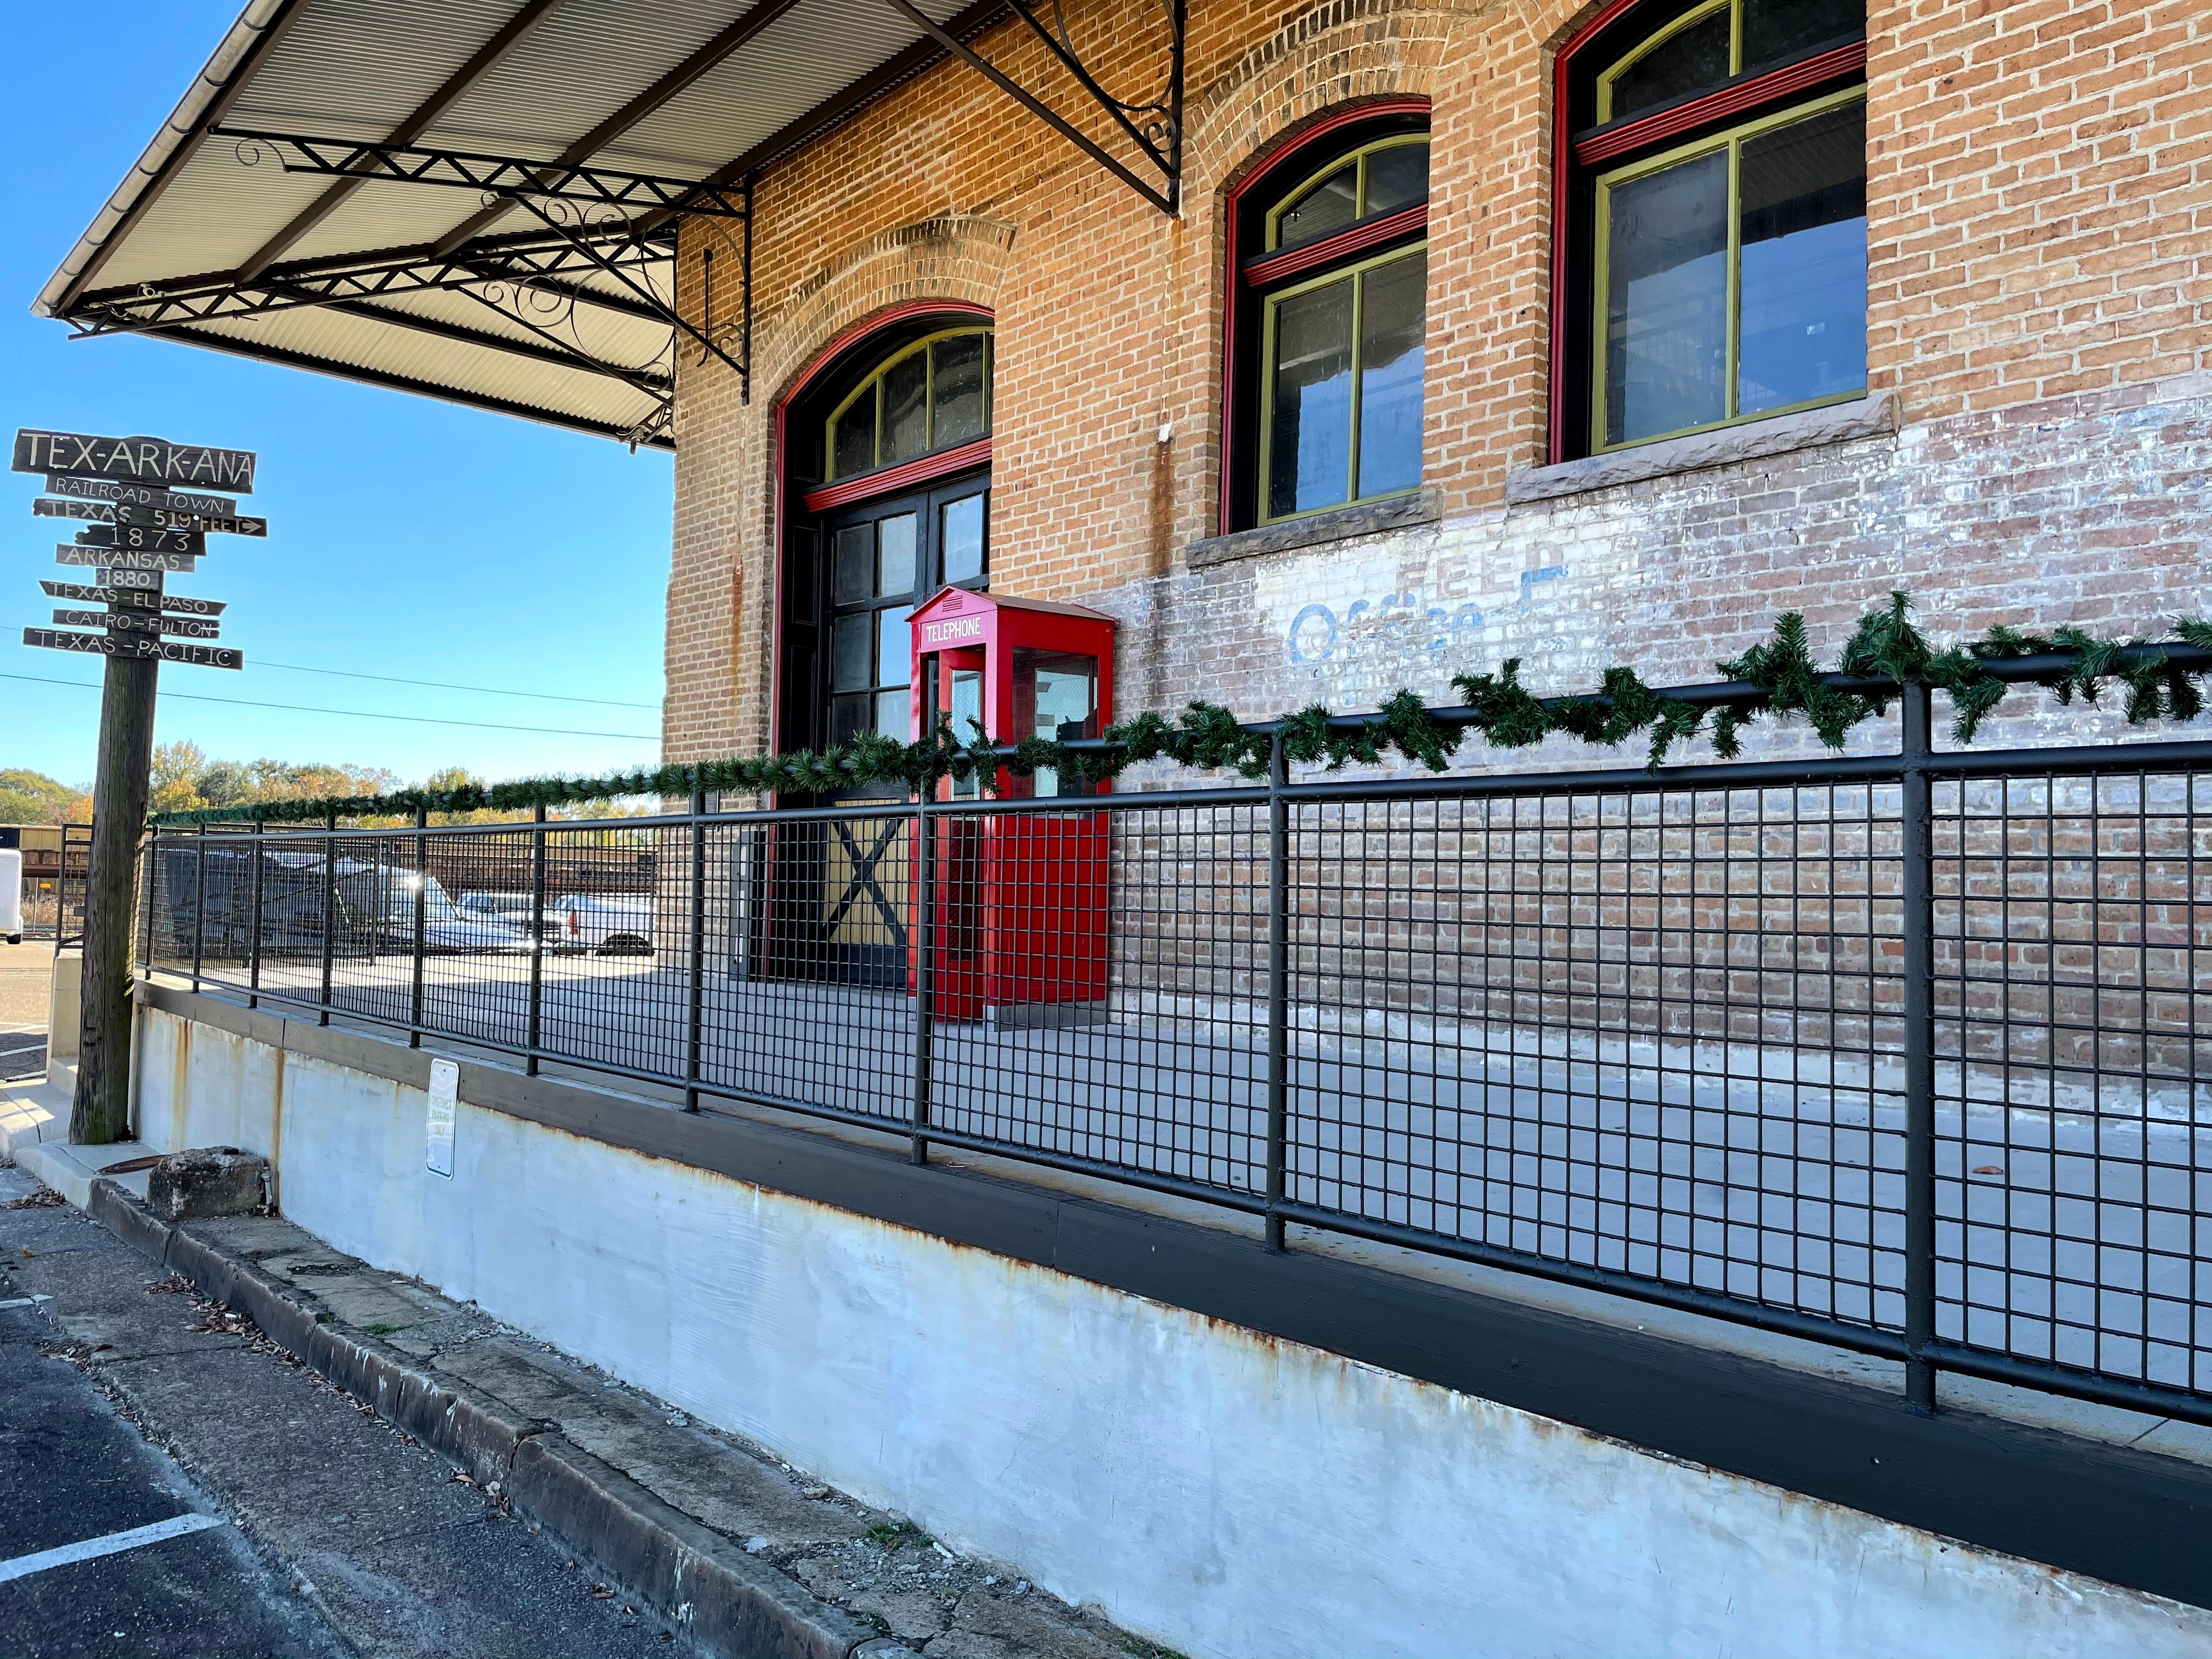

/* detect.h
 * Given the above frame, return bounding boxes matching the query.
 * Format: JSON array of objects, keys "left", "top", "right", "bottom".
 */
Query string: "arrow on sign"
[{"left": 111, "top": 503, "right": 267, "bottom": 537}]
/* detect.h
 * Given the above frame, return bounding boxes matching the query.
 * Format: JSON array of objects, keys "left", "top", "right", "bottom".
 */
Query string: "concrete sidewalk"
[{"left": 61, "top": 1175, "right": 1184, "bottom": 1659}]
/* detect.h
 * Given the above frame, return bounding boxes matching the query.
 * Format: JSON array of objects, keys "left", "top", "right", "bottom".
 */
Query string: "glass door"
[
  {"left": 772, "top": 472, "right": 988, "bottom": 988},
  {"left": 820, "top": 475, "right": 990, "bottom": 757}
]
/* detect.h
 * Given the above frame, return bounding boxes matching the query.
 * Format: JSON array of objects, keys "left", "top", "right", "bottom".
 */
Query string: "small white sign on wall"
[{"left": 426, "top": 1058, "right": 459, "bottom": 1178}]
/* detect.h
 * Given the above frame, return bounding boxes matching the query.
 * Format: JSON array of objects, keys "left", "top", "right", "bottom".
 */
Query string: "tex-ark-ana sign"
[
  {"left": 16, "top": 424, "right": 251, "bottom": 672},
  {"left": 12, "top": 429, "right": 256, "bottom": 493}
]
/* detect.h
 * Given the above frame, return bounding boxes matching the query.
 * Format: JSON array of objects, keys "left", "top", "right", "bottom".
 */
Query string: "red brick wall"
[{"left": 663, "top": 0, "right": 2212, "bottom": 766}]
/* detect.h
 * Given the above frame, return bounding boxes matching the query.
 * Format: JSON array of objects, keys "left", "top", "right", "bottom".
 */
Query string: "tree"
[
  {"left": 0, "top": 768, "right": 92, "bottom": 825},
  {"left": 143, "top": 744, "right": 404, "bottom": 819},
  {"left": 148, "top": 742, "right": 209, "bottom": 816}
]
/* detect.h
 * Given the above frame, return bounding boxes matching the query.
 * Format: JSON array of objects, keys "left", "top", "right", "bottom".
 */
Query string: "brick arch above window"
[
  {"left": 752, "top": 215, "right": 1015, "bottom": 413},
  {"left": 1182, "top": 3, "right": 1445, "bottom": 197}
]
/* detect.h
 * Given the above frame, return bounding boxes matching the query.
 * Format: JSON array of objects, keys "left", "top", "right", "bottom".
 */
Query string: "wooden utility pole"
[{"left": 72, "top": 653, "right": 158, "bottom": 1142}]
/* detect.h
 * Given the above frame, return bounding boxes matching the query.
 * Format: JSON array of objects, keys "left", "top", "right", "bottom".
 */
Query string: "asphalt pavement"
[{"left": 0, "top": 1163, "right": 693, "bottom": 1658}]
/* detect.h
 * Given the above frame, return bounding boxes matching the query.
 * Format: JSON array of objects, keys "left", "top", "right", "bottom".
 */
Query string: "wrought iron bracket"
[
  {"left": 65, "top": 225, "right": 673, "bottom": 338},
  {"left": 881, "top": 0, "right": 1185, "bottom": 215},
  {"left": 72, "top": 124, "right": 758, "bottom": 409},
  {"left": 213, "top": 128, "right": 748, "bottom": 218},
  {"left": 450, "top": 285, "right": 673, "bottom": 403},
  {"left": 501, "top": 181, "right": 752, "bottom": 399}
]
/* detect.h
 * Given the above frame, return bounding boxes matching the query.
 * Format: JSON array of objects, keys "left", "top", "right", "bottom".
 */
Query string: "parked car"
[
  {"left": 151, "top": 846, "right": 534, "bottom": 958},
  {"left": 456, "top": 889, "right": 561, "bottom": 939},
  {"left": 548, "top": 894, "right": 656, "bottom": 956},
  {"left": 340, "top": 866, "right": 537, "bottom": 955}
]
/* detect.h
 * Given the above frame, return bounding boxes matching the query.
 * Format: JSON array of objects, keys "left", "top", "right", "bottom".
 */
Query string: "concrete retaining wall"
[{"left": 134, "top": 1004, "right": 2212, "bottom": 1659}]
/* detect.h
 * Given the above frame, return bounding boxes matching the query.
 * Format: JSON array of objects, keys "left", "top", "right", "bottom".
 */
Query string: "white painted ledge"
[{"left": 1506, "top": 391, "right": 1900, "bottom": 505}]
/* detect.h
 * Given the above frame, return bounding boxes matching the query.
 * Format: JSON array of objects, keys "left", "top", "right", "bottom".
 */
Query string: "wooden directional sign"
[
  {"left": 52, "top": 609, "right": 222, "bottom": 640},
  {"left": 71, "top": 523, "right": 205, "bottom": 555},
  {"left": 35, "top": 496, "right": 120, "bottom": 522},
  {"left": 111, "top": 502, "right": 267, "bottom": 537},
  {"left": 33, "top": 499, "right": 266, "bottom": 537},
  {"left": 13, "top": 430, "right": 256, "bottom": 494},
  {"left": 94, "top": 567, "right": 167, "bottom": 591},
  {"left": 43, "top": 475, "right": 236, "bottom": 516},
  {"left": 21, "top": 627, "right": 243, "bottom": 669},
  {"left": 41, "top": 580, "right": 226, "bottom": 616},
  {"left": 42, "top": 580, "right": 154, "bottom": 608},
  {"left": 55, "top": 544, "right": 198, "bottom": 573}
]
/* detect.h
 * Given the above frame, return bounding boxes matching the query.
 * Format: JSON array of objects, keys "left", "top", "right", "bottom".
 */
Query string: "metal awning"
[{"left": 35, "top": 0, "right": 1186, "bottom": 452}]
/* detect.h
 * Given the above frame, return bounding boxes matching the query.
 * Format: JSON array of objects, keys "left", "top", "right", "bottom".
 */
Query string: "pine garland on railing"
[{"left": 149, "top": 594, "right": 2212, "bottom": 827}]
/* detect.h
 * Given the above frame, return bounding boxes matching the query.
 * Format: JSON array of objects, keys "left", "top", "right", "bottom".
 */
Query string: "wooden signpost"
[{"left": 13, "top": 427, "right": 258, "bottom": 1146}]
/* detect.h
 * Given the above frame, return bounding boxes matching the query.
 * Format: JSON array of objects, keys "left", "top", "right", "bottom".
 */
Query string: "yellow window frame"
[
  {"left": 823, "top": 326, "right": 994, "bottom": 482},
  {"left": 1264, "top": 134, "right": 1431, "bottom": 253},
  {"left": 1589, "top": 84, "right": 1866, "bottom": 455},
  {"left": 1257, "top": 241, "right": 1427, "bottom": 526},
  {"left": 1595, "top": 0, "right": 1740, "bottom": 125}
]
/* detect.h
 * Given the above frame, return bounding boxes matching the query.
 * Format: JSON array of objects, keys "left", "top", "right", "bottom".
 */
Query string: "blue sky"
[{"left": 1, "top": 1, "right": 674, "bottom": 791}]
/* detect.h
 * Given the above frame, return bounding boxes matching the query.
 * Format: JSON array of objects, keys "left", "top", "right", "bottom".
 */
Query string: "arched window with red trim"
[
  {"left": 1552, "top": 0, "right": 1868, "bottom": 461},
  {"left": 1223, "top": 103, "right": 1430, "bottom": 532},
  {"left": 777, "top": 306, "right": 994, "bottom": 758}
]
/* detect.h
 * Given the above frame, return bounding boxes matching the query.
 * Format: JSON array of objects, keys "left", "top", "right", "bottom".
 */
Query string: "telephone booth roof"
[{"left": 909, "top": 586, "right": 1116, "bottom": 629}]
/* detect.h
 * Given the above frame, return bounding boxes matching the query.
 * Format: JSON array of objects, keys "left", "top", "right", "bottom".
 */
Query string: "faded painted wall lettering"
[{"left": 1284, "top": 567, "right": 1567, "bottom": 667}]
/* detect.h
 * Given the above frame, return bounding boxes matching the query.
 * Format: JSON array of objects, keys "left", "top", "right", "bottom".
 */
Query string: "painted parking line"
[
  {"left": 0, "top": 1295, "right": 54, "bottom": 1310},
  {"left": 0, "top": 1514, "right": 226, "bottom": 1584}
]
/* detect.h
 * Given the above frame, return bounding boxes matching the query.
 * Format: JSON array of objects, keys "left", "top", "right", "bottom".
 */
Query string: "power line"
[
  {"left": 251, "top": 658, "right": 662, "bottom": 709},
  {"left": 0, "top": 672, "right": 658, "bottom": 741}
]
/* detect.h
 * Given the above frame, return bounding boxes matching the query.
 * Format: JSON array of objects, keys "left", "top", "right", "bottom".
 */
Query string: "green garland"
[{"left": 150, "top": 593, "right": 2212, "bottom": 827}]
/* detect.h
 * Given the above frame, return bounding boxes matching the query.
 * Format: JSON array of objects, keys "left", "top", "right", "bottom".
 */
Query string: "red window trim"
[
  {"left": 801, "top": 436, "right": 993, "bottom": 514},
  {"left": 1240, "top": 202, "right": 1429, "bottom": 289},
  {"left": 1573, "top": 40, "right": 1867, "bottom": 167},
  {"left": 770, "top": 298, "right": 994, "bottom": 772},
  {"left": 1548, "top": 5, "right": 1866, "bottom": 464},
  {"left": 1220, "top": 95, "right": 1432, "bottom": 536}
]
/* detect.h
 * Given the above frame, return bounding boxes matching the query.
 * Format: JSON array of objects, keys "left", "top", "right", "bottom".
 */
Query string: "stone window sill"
[
  {"left": 1505, "top": 391, "right": 1899, "bottom": 506},
  {"left": 1186, "top": 489, "right": 1441, "bottom": 570}
]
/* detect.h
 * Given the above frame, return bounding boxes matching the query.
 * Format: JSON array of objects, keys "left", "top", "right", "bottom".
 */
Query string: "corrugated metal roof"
[{"left": 38, "top": 0, "right": 995, "bottom": 449}]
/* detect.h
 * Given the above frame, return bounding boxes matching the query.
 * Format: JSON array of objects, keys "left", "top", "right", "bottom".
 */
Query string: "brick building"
[
  {"left": 659, "top": 0, "right": 2211, "bottom": 772},
  {"left": 43, "top": 1, "right": 2209, "bottom": 776},
  {"left": 40, "top": 10, "right": 2212, "bottom": 1649}
]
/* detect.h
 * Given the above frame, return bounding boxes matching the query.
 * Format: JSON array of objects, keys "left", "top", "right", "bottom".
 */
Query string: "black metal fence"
[
  {"left": 21, "top": 822, "right": 92, "bottom": 944},
  {"left": 139, "top": 691, "right": 2212, "bottom": 1430}
]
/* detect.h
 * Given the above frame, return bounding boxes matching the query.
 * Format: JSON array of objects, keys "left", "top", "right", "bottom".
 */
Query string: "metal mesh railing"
[{"left": 138, "top": 703, "right": 2212, "bottom": 1430}]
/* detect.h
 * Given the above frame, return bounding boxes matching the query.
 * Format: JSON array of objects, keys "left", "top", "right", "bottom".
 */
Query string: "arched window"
[
  {"left": 1555, "top": 0, "right": 1867, "bottom": 459},
  {"left": 1224, "top": 107, "right": 1430, "bottom": 531},
  {"left": 781, "top": 311, "right": 994, "bottom": 760},
  {"left": 823, "top": 326, "right": 992, "bottom": 481}
]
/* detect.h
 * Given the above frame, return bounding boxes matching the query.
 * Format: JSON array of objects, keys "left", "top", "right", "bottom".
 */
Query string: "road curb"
[{"left": 82, "top": 1178, "right": 890, "bottom": 1659}]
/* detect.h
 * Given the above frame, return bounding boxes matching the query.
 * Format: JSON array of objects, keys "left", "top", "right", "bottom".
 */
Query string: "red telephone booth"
[{"left": 907, "top": 586, "right": 1115, "bottom": 1024}]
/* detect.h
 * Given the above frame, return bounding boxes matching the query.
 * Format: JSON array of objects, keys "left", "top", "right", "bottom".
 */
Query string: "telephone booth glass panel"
[
  {"left": 1009, "top": 648, "right": 1098, "bottom": 799},
  {"left": 905, "top": 589, "right": 1115, "bottom": 1024}
]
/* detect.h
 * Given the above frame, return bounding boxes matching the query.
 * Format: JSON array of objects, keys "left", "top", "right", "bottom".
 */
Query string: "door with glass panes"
[
  {"left": 821, "top": 476, "right": 989, "bottom": 754},
  {"left": 776, "top": 473, "right": 988, "bottom": 987}
]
